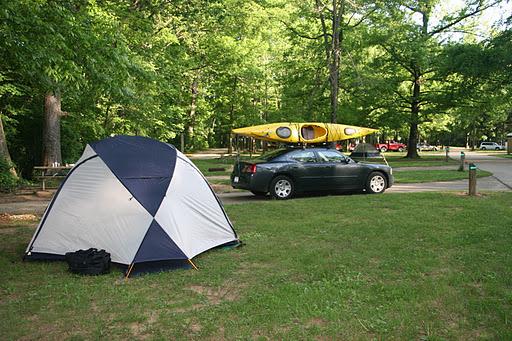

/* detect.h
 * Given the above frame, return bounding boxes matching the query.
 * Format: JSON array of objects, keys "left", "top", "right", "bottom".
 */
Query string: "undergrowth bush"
[{"left": 0, "top": 157, "right": 19, "bottom": 192}]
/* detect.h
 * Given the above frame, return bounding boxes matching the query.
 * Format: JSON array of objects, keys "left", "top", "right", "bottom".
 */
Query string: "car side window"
[
  {"left": 317, "top": 150, "right": 346, "bottom": 163},
  {"left": 289, "top": 150, "right": 317, "bottom": 163}
]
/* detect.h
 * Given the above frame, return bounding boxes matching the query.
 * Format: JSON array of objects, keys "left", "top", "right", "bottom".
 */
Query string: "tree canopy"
[{"left": 0, "top": 0, "right": 510, "bottom": 178}]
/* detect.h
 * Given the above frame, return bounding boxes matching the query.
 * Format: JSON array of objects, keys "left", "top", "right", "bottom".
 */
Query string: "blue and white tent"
[{"left": 25, "top": 136, "right": 238, "bottom": 276}]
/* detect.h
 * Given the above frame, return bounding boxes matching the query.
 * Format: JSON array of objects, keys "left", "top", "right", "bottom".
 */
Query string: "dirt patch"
[
  {"left": 189, "top": 320, "right": 202, "bottom": 333},
  {"left": 0, "top": 213, "right": 38, "bottom": 222},
  {"left": 209, "top": 183, "right": 240, "bottom": 194},
  {"left": 130, "top": 322, "right": 147, "bottom": 339},
  {"left": 188, "top": 285, "right": 239, "bottom": 305},
  {"left": 307, "top": 318, "right": 327, "bottom": 328},
  {"left": 0, "top": 213, "right": 39, "bottom": 229},
  {"left": 188, "top": 280, "right": 245, "bottom": 306},
  {"left": 172, "top": 303, "right": 205, "bottom": 313},
  {"left": 0, "top": 190, "right": 55, "bottom": 204},
  {"left": 208, "top": 325, "right": 226, "bottom": 340},
  {"left": 129, "top": 312, "right": 159, "bottom": 339},
  {"left": 453, "top": 192, "right": 487, "bottom": 197}
]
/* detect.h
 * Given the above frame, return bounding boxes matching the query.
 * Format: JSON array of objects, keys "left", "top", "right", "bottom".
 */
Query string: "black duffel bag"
[{"left": 65, "top": 248, "right": 111, "bottom": 275}]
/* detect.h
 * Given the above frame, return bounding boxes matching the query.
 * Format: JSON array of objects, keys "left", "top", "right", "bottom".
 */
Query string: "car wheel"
[
  {"left": 380, "top": 146, "right": 388, "bottom": 152},
  {"left": 481, "top": 147, "right": 486, "bottom": 150},
  {"left": 495, "top": 147, "right": 500, "bottom": 150},
  {"left": 251, "top": 190, "right": 267, "bottom": 197},
  {"left": 270, "top": 175, "right": 295, "bottom": 200},
  {"left": 366, "top": 172, "right": 387, "bottom": 194},
  {"left": 398, "top": 147, "right": 404, "bottom": 152}
]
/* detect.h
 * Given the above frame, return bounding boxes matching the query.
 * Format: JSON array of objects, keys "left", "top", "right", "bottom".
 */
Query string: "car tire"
[
  {"left": 398, "top": 147, "right": 404, "bottom": 152},
  {"left": 380, "top": 146, "right": 388, "bottom": 152},
  {"left": 251, "top": 190, "right": 267, "bottom": 197},
  {"left": 270, "top": 175, "right": 295, "bottom": 200},
  {"left": 365, "top": 172, "right": 387, "bottom": 194},
  {"left": 495, "top": 147, "right": 500, "bottom": 150},
  {"left": 481, "top": 147, "right": 486, "bottom": 150}
]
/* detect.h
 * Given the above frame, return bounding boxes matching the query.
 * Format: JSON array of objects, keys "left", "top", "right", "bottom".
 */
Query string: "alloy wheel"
[
  {"left": 370, "top": 175, "right": 385, "bottom": 193},
  {"left": 274, "top": 179, "right": 292, "bottom": 198}
]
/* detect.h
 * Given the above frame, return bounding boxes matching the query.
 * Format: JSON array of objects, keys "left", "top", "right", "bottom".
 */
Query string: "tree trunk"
[
  {"left": 228, "top": 134, "right": 233, "bottom": 155},
  {"left": 316, "top": 0, "right": 344, "bottom": 124},
  {"left": 406, "top": 76, "right": 420, "bottom": 158},
  {"left": 0, "top": 115, "right": 17, "bottom": 177},
  {"left": 186, "top": 77, "right": 199, "bottom": 149},
  {"left": 42, "top": 92, "right": 64, "bottom": 166},
  {"left": 227, "top": 76, "right": 237, "bottom": 155}
]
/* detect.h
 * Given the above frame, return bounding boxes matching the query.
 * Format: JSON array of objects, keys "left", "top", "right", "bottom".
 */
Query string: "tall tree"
[
  {"left": 282, "top": 0, "right": 378, "bottom": 123},
  {"left": 373, "top": 0, "right": 501, "bottom": 157}
]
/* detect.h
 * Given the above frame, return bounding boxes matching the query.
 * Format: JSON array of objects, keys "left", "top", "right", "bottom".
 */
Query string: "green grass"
[
  {"left": 191, "top": 158, "right": 235, "bottom": 176},
  {"left": 495, "top": 154, "right": 512, "bottom": 159},
  {"left": 394, "top": 169, "right": 492, "bottom": 183},
  {"left": 383, "top": 153, "right": 458, "bottom": 168},
  {"left": 2, "top": 193, "right": 512, "bottom": 339},
  {"left": 207, "top": 178, "right": 231, "bottom": 186}
]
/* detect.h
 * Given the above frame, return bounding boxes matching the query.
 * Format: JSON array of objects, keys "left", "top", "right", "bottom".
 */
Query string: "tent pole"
[
  {"left": 381, "top": 152, "right": 389, "bottom": 166},
  {"left": 125, "top": 263, "right": 135, "bottom": 279},
  {"left": 188, "top": 259, "right": 199, "bottom": 270}
]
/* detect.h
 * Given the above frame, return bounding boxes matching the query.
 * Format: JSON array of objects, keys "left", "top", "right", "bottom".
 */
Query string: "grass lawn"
[
  {"left": 2, "top": 192, "right": 512, "bottom": 339},
  {"left": 191, "top": 158, "right": 235, "bottom": 176},
  {"left": 207, "top": 178, "right": 231, "bottom": 186},
  {"left": 383, "top": 153, "right": 458, "bottom": 168},
  {"left": 394, "top": 169, "right": 492, "bottom": 183}
]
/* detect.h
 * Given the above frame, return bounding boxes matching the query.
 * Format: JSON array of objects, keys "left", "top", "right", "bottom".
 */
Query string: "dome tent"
[{"left": 25, "top": 135, "right": 238, "bottom": 277}]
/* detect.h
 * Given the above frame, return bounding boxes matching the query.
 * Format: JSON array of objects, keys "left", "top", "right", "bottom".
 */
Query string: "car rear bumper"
[{"left": 230, "top": 173, "right": 268, "bottom": 192}]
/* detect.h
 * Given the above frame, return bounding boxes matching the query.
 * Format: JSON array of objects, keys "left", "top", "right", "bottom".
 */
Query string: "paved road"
[{"left": 448, "top": 150, "right": 512, "bottom": 189}]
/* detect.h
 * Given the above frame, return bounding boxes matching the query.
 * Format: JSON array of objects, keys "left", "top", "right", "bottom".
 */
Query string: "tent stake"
[
  {"left": 188, "top": 259, "right": 198, "bottom": 270},
  {"left": 125, "top": 263, "right": 135, "bottom": 279}
]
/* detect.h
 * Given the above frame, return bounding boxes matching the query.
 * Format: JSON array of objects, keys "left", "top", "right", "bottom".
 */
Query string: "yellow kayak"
[{"left": 232, "top": 122, "right": 378, "bottom": 143}]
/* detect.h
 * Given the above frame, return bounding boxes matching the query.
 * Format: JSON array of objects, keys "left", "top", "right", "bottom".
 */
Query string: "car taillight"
[{"left": 243, "top": 164, "right": 257, "bottom": 173}]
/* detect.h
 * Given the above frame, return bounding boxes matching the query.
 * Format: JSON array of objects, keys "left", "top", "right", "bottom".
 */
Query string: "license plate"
[{"left": 234, "top": 176, "right": 239, "bottom": 183}]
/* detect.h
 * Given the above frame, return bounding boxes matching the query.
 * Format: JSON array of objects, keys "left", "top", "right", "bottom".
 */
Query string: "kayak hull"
[{"left": 232, "top": 122, "right": 377, "bottom": 143}]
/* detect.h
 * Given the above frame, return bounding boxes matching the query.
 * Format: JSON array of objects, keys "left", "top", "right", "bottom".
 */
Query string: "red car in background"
[{"left": 375, "top": 141, "right": 407, "bottom": 152}]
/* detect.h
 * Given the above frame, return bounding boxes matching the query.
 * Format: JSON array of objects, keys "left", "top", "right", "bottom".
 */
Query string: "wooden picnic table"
[{"left": 34, "top": 166, "right": 73, "bottom": 190}]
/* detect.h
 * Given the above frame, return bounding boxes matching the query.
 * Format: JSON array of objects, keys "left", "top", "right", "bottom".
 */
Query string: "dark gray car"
[{"left": 231, "top": 147, "right": 393, "bottom": 199}]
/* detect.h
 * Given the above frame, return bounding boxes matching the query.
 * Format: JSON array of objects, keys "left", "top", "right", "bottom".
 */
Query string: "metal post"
[
  {"left": 458, "top": 151, "right": 465, "bottom": 171},
  {"left": 507, "top": 133, "right": 512, "bottom": 155},
  {"left": 445, "top": 146, "right": 450, "bottom": 162},
  {"left": 468, "top": 163, "right": 477, "bottom": 196}
]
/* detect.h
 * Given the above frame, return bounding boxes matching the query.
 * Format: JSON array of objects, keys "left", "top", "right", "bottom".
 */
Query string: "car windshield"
[{"left": 256, "top": 148, "right": 290, "bottom": 161}]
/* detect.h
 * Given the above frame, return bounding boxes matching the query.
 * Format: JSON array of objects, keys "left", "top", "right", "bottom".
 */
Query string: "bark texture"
[
  {"left": 316, "top": 0, "right": 344, "bottom": 124},
  {"left": 42, "top": 93, "right": 64, "bottom": 166},
  {"left": 0, "top": 115, "right": 17, "bottom": 176},
  {"left": 186, "top": 77, "right": 199, "bottom": 148},
  {"left": 406, "top": 73, "right": 420, "bottom": 158}
]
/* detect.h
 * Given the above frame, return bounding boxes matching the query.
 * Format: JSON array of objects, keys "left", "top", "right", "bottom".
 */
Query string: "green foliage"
[
  {"left": 0, "top": 0, "right": 510, "bottom": 176},
  {"left": 438, "top": 28, "right": 512, "bottom": 147},
  {"left": 0, "top": 156, "right": 18, "bottom": 192}
]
